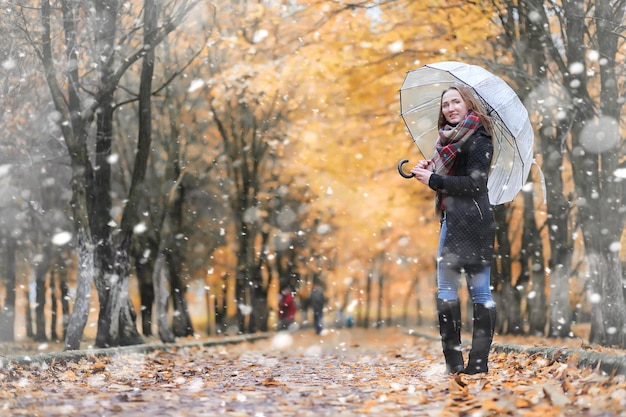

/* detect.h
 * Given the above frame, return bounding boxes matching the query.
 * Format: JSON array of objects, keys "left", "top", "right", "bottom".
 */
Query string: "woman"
[{"left": 410, "top": 85, "right": 496, "bottom": 375}]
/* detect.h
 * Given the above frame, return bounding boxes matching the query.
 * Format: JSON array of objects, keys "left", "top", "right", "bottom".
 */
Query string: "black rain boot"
[
  {"left": 462, "top": 303, "right": 496, "bottom": 375},
  {"left": 437, "top": 298, "right": 464, "bottom": 374}
]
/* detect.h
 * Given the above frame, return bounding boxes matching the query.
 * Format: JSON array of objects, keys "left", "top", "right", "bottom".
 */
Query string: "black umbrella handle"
[{"left": 398, "top": 159, "right": 414, "bottom": 179}]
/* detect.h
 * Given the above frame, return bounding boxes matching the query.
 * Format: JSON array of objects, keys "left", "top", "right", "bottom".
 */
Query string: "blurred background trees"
[
  {"left": 0, "top": 0, "right": 623, "bottom": 349},
  {"left": 489, "top": 0, "right": 626, "bottom": 346}
]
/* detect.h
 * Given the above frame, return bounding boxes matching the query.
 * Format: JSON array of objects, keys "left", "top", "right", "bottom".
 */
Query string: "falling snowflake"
[{"left": 51, "top": 231, "right": 72, "bottom": 246}]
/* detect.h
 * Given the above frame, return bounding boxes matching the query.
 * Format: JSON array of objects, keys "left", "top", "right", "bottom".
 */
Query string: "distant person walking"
[
  {"left": 309, "top": 284, "right": 326, "bottom": 335},
  {"left": 278, "top": 286, "right": 297, "bottom": 331},
  {"left": 410, "top": 85, "right": 497, "bottom": 375}
]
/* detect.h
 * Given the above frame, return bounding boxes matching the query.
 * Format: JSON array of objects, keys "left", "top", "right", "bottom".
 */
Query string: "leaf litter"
[{"left": 1, "top": 327, "right": 625, "bottom": 416}]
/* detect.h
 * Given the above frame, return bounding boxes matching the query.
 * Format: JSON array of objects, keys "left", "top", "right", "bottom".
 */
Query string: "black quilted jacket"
[{"left": 428, "top": 126, "right": 496, "bottom": 269}]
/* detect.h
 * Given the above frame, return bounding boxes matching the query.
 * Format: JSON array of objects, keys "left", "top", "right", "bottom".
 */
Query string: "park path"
[{"left": 2, "top": 327, "right": 626, "bottom": 416}]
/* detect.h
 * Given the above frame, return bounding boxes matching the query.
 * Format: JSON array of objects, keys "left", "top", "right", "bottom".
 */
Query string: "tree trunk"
[
  {"left": 64, "top": 231, "right": 95, "bottom": 350},
  {"left": 41, "top": 0, "right": 96, "bottom": 351},
  {"left": 168, "top": 255, "right": 194, "bottom": 337},
  {"left": 493, "top": 205, "right": 523, "bottom": 334},
  {"left": 154, "top": 253, "right": 175, "bottom": 343},
  {"left": 376, "top": 271, "right": 384, "bottom": 328},
  {"left": 25, "top": 291, "right": 33, "bottom": 339},
  {"left": 252, "top": 231, "right": 274, "bottom": 333},
  {"left": 0, "top": 236, "right": 16, "bottom": 342},
  {"left": 402, "top": 276, "right": 419, "bottom": 327},
  {"left": 587, "top": 253, "right": 603, "bottom": 344},
  {"left": 519, "top": 0, "right": 547, "bottom": 337},
  {"left": 165, "top": 182, "right": 194, "bottom": 337},
  {"left": 34, "top": 246, "right": 51, "bottom": 342},
  {"left": 49, "top": 268, "right": 59, "bottom": 341},
  {"left": 364, "top": 271, "right": 372, "bottom": 328},
  {"left": 522, "top": 186, "right": 547, "bottom": 336},
  {"left": 59, "top": 257, "right": 70, "bottom": 340},
  {"left": 519, "top": 24, "right": 574, "bottom": 334},
  {"left": 91, "top": 0, "right": 120, "bottom": 348},
  {"left": 598, "top": 251, "right": 626, "bottom": 346},
  {"left": 545, "top": 197, "right": 573, "bottom": 335},
  {"left": 593, "top": 0, "right": 626, "bottom": 347},
  {"left": 213, "top": 278, "right": 228, "bottom": 334},
  {"left": 547, "top": 263, "right": 572, "bottom": 337},
  {"left": 93, "top": 0, "right": 164, "bottom": 347},
  {"left": 135, "top": 253, "right": 155, "bottom": 337},
  {"left": 543, "top": 125, "right": 573, "bottom": 338},
  {"left": 97, "top": 240, "right": 143, "bottom": 347},
  {"left": 594, "top": 223, "right": 626, "bottom": 333},
  {"left": 235, "top": 221, "right": 253, "bottom": 333},
  {"left": 161, "top": 88, "right": 195, "bottom": 337},
  {"left": 250, "top": 281, "right": 268, "bottom": 333},
  {"left": 235, "top": 270, "right": 249, "bottom": 333}
]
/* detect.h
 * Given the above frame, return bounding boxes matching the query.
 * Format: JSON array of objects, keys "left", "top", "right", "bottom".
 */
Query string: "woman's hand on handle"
[
  {"left": 411, "top": 160, "right": 434, "bottom": 185},
  {"left": 415, "top": 159, "right": 434, "bottom": 170}
]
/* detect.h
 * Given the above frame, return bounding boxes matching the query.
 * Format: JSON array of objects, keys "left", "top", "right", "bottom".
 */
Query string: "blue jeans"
[{"left": 437, "top": 217, "right": 494, "bottom": 306}]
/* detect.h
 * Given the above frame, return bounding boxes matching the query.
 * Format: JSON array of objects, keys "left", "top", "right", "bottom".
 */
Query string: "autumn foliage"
[{"left": 0, "top": 0, "right": 624, "bottom": 351}]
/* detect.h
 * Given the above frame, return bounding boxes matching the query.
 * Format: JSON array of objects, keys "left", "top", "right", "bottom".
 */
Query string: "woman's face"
[{"left": 441, "top": 89, "right": 469, "bottom": 125}]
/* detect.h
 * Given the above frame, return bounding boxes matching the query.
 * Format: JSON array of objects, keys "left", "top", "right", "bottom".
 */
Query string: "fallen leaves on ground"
[{"left": 0, "top": 327, "right": 625, "bottom": 416}]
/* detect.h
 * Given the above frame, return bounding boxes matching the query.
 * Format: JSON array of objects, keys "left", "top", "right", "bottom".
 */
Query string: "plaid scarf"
[{"left": 432, "top": 110, "right": 482, "bottom": 176}]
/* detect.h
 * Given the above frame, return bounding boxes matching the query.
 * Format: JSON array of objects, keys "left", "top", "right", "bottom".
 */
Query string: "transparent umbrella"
[{"left": 397, "top": 61, "right": 534, "bottom": 206}]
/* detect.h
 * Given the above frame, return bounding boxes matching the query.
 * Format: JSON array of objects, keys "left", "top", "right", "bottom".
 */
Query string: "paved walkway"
[{"left": 2, "top": 327, "right": 625, "bottom": 416}]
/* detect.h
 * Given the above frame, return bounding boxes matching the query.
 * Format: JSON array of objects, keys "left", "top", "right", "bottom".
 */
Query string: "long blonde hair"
[{"left": 437, "top": 85, "right": 493, "bottom": 135}]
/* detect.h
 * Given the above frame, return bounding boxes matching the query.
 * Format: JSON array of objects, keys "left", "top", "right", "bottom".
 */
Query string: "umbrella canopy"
[{"left": 399, "top": 61, "right": 534, "bottom": 205}]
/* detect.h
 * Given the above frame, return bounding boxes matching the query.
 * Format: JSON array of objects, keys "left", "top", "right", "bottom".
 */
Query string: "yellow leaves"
[
  {"left": 260, "top": 376, "right": 285, "bottom": 387},
  {"left": 60, "top": 370, "right": 78, "bottom": 382},
  {"left": 481, "top": 398, "right": 511, "bottom": 413},
  {"left": 359, "top": 398, "right": 380, "bottom": 409},
  {"left": 90, "top": 361, "right": 107, "bottom": 373},
  {"left": 542, "top": 384, "right": 570, "bottom": 407},
  {"left": 450, "top": 374, "right": 469, "bottom": 397},
  {"left": 245, "top": 2, "right": 265, "bottom": 22},
  {"left": 515, "top": 396, "right": 533, "bottom": 408},
  {"left": 157, "top": 371, "right": 173, "bottom": 380},
  {"left": 3, "top": 328, "right": 626, "bottom": 416}
]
